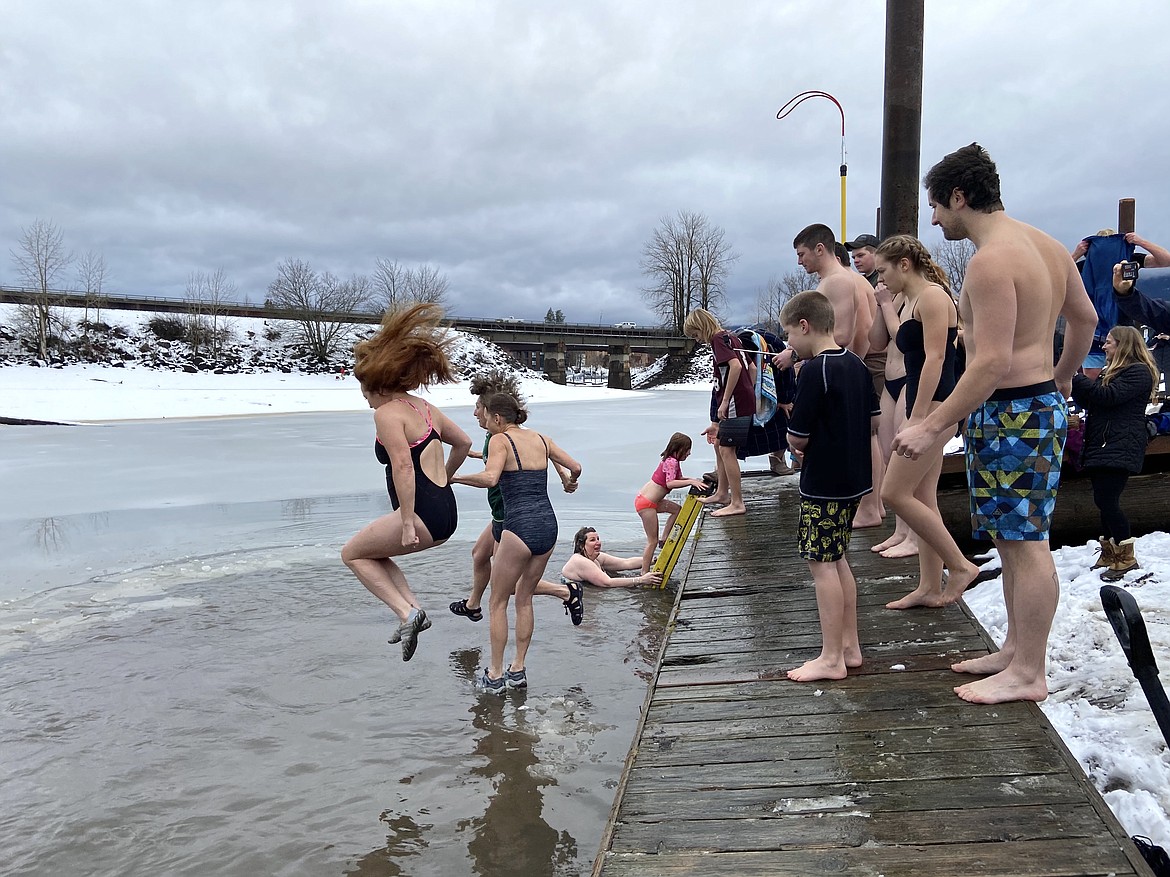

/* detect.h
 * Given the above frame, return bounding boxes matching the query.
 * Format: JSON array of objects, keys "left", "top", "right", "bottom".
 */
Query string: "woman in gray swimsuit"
[
  {"left": 454, "top": 393, "right": 581, "bottom": 695},
  {"left": 342, "top": 303, "right": 472, "bottom": 662}
]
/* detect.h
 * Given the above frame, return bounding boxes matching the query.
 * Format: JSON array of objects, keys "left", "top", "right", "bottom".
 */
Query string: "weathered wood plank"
[
  {"left": 610, "top": 803, "right": 1111, "bottom": 853},
  {"left": 616, "top": 771, "right": 1091, "bottom": 820},
  {"left": 598, "top": 838, "right": 1139, "bottom": 877},
  {"left": 594, "top": 475, "right": 1153, "bottom": 877}
]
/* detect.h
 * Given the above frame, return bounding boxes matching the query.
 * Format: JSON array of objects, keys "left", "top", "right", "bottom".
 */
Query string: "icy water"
[{"left": 0, "top": 391, "right": 713, "bottom": 877}]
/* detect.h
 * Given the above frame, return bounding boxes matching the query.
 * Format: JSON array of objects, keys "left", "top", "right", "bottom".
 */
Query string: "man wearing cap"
[{"left": 845, "top": 233, "right": 882, "bottom": 288}]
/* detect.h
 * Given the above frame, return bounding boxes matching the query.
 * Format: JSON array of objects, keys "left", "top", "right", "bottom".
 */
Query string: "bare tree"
[
  {"left": 753, "top": 269, "right": 809, "bottom": 332},
  {"left": 932, "top": 238, "right": 976, "bottom": 294},
  {"left": 267, "top": 259, "right": 370, "bottom": 363},
  {"left": 640, "top": 210, "right": 737, "bottom": 334},
  {"left": 10, "top": 218, "right": 72, "bottom": 361},
  {"left": 76, "top": 250, "right": 108, "bottom": 333},
  {"left": 372, "top": 258, "right": 409, "bottom": 311},
  {"left": 182, "top": 268, "right": 237, "bottom": 362},
  {"left": 407, "top": 263, "right": 450, "bottom": 306},
  {"left": 372, "top": 259, "right": 450, "bottom": 311}
]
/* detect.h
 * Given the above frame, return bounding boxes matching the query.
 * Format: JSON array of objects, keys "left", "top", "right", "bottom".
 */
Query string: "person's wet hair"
[
  {"left": 661, "top": 432, "right": 692, "bottom": 460},
  {"left": 353, "top": 302, "right": 454, "bottom": 394},
  {"left": 573, "top": 526, "right": 597, "bottom": 555},
  {"left": 470, "top": 369, "right": 523, "bottom": 404},
  {"left": 485, "top": 392, "right": 528, "bottom": 425},
  {"left": 924, "top": 142, "right": 1004, "bottom": 214}
]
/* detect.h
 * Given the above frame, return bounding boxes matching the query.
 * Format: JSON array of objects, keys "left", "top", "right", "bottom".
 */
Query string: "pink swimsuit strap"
[{"left": 394, "top": 398, "right": 434, "bottom": 448}]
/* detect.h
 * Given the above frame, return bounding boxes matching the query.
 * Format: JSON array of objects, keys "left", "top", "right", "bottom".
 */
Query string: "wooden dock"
[{"left": 593, "top": 477, "right": 1153, "bottom": 877}]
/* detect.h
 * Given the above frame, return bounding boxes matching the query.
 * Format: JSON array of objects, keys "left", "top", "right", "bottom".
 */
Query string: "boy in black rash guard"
[{"left": 781, "top": 291, "right": 880, "bottom": 683}]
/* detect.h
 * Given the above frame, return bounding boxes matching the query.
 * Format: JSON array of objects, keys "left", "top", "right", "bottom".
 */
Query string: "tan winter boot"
[
  {"left": 1091, "top": 537, "right": 1115, "bottom": 570},
  {"left": 1101, "top": 538, "right": 1139, "bottom": 582}
]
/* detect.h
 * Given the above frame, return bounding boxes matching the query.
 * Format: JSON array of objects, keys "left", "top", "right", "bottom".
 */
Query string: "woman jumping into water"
[
  {"left": 453, "top": 393, "right": 581, "bottom": 694},
  {"left": 341, "top": 303, "right": 472, "bottom": 661}
]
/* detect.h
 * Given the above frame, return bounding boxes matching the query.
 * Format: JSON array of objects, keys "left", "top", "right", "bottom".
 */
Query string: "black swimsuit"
[
  {"left": 374, "top": 400, "right": 458, "bottom": 542},
  {"left": 896, "top": 314, "right": 958, "bottom": 416},
  {"left": 498, "top": 432, "right": 557, "bottom": 555}
]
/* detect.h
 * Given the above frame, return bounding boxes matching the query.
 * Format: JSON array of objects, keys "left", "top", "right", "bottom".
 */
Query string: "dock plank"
[{"left": 593, "top": 477, "right": 1152, "bottom": 877}]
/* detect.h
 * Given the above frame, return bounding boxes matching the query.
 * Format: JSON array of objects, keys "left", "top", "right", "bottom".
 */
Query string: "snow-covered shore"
[{"left": 0, "top": 302, "right": 707, "bottom": 422}]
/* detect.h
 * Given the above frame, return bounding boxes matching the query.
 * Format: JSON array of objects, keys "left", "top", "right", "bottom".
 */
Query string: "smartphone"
[{"left": 1121, "top": 261, "right": 1139, "bottom": 282}]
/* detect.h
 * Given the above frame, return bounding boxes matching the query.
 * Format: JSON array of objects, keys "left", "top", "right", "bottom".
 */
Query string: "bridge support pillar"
[
  {"left": 543, "top": 341, "right": 566, "bottom": 385},
  {"left": 607, "top": 343, "right": 632, "bottom": 390}
]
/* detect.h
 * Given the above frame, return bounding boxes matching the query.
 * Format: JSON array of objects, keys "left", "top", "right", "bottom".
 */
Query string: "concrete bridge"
[
  {"left": 0, "top": 288, "right": 693, "bottom": 389},
  {"left": 450, "top": 318, "right": 692, "bottom": 389}
]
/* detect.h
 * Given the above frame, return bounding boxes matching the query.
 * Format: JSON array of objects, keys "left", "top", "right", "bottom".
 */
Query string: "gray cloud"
[{"left": 4, "top": 0, "right": 1170, "bottom": 325}]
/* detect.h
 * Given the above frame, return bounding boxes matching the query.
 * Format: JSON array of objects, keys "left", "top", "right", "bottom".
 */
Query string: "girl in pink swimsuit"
[{"left": 635, "top": 433, "right": 708, "bottom": 573}]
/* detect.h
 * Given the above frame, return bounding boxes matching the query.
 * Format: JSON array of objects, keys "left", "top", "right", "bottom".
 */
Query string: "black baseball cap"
[{"left": 844, "top": 234, "right": 880, "bottom": 251}]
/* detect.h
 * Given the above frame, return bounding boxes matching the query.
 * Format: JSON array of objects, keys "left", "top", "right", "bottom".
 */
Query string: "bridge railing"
[{"left": 0, "top": 287, "right": 688, "bottom": 341}]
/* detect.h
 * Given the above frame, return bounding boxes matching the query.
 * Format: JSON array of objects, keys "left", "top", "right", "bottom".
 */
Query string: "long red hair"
[{"left": 353, "top": 302, "right": 455, "bottom": 394}]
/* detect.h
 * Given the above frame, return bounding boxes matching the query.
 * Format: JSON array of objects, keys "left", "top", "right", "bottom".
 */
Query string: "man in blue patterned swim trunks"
[{"left": 892, "top": 143, "right": 1098, "bottom": 706}]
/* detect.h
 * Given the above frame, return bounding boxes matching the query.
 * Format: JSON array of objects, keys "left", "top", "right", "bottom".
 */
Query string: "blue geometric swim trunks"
[{"left": 965, "top": 381, "right": 1067, "bottom": 542}]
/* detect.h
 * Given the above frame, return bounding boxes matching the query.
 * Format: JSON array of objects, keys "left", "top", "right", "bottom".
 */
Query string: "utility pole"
[{"left": 879, "top": 0, "right": 925, "bottom": 239}]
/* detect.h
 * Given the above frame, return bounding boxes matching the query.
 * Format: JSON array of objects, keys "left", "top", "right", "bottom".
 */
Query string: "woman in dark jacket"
[{"left": 1071, "top": 324, "right": 1159, "bottom": 580}]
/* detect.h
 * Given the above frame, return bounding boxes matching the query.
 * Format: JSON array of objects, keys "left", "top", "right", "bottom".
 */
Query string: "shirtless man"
[
  {"left": 892, "top": 143, "right": 1097, "bottom": 705},
  {"left": 781, "top": 223, "right": 884, "bottom": 528}
]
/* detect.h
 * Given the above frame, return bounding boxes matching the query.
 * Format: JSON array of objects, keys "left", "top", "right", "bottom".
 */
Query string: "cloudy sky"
[{"left": 4, "top": 1, "right": 1170, "bottom": 326}]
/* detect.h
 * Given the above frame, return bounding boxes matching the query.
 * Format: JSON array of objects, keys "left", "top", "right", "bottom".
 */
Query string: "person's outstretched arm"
[
  {"left": 1127, "top": 232, "right": 1170, "bottom": 268},
  {"left": 1114, "top": 263, "right": 1170, "bottom": 335}
]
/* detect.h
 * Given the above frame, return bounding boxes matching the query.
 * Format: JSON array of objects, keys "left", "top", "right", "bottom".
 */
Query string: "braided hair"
[{"left": 875, "top": 234, "right": 952, "bottom": 293}]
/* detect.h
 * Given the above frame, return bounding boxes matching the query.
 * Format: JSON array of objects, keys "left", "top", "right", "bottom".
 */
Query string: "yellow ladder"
[{"left": 651, "top": 493, "right": 704, "bottom": 586}]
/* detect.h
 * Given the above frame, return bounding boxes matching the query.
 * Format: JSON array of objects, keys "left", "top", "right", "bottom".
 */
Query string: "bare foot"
[
  {"left": 954, "top": 669, "right": 1047, "bottom": 704},
  {"left": 844, "top": 646, "right": 863, "bottom": 668},
  {"left": 871, "top": 532, "right": 905, "bottom": 552},
  {"left": 885, "top": 587, "right": 946, "bottom": 610},
  {"left": 699, "top": 493, "right": 730, "bottom": 506},
  {"left": 941, "top": 561, "right": 982, "bottom": 605},
  {"left": 852, "top": 515, "right": 884, "bottom": 529},
  {"left": 710, "top": 503, "right": 746, "bottom": 517},
  {"left": 881, "top": 540, "right": 920, "bottom": 559},
  {"left": 951, "top": 651, "right": 1012, "bottom": 675},
  {"left": 787, "top": 656, "right": 848, "bottom": 682}
]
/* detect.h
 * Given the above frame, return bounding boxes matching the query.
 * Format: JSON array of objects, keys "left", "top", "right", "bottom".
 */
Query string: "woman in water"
[
  {"left": 874, "top": 235, "right": 980, "bottom": 609},
  {"left": 635, "top": 432, "right": 709, "bottom": 573},
  {"left": 562, "top": 527, "right": 663, "bottom": 588},
  {"left": 341, "top": 303, "right": 472, "bottom": 662},
  {"left": 453, "top": 393, "right": 581, "bottom": 694}
]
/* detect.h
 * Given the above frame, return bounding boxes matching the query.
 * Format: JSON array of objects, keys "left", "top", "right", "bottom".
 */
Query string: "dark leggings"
[{"left": 1087, "top": 466, "right": 1131, "bottom": 541}]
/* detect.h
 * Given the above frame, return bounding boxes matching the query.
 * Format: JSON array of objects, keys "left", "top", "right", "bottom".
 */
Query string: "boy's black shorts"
[{"left": 797, "top": 497, "right": 861, "bottom": 562}]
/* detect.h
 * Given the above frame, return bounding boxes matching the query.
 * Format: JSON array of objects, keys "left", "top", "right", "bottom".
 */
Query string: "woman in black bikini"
[
  {"left": 453, "top": 393, "right": 581, "bottom": 694},
  {"left": 867, "top": 280, "right": 920, "bottom": 559},
  {"left": 874, "top": 235, "right": 973, "bottom": 610},
  {"left": 342, "top": 303, "right": 472, "bottom": 662}
]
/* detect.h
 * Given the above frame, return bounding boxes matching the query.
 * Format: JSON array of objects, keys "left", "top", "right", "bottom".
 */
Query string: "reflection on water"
[
  {"left": 32, "top": 516, "right": 69, "bottom": 553},
  {"left": 1, "top": 556, "right": 666, "bottom": 876},
  {"left": 283, "top": 496, "right": 319, "bottom": 523},
  {"left": 346, "top": 812, "right": 432, "bottom": 877}
]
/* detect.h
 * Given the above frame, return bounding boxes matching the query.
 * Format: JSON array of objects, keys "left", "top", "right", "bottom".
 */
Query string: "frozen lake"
[{"left": 0, "top": 390, "right": 730, "bottom": 876}]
